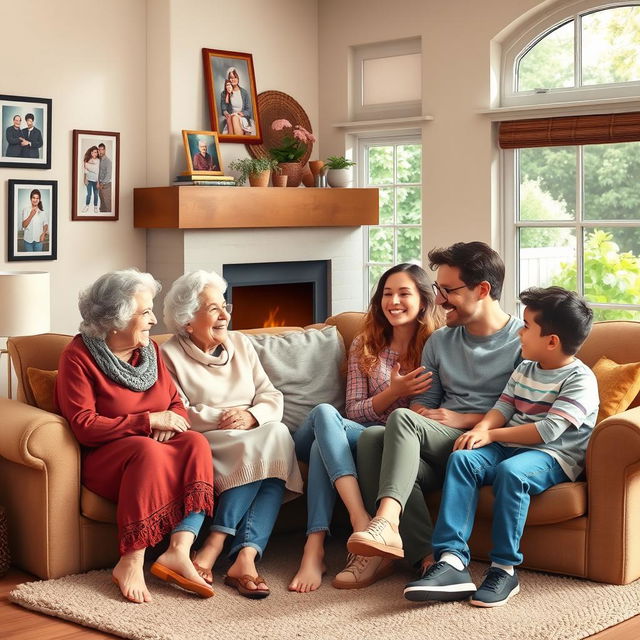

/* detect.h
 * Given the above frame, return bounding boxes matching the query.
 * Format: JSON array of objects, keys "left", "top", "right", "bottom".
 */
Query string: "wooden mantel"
[{"left": 133, "top": 186, "right": 379, "bottom": 229}]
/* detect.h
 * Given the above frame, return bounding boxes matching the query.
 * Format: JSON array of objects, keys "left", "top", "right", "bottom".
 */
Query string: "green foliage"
[
  {"left": 551, "top": 230, "right": 640, "bottom": 320},
  {"left": 228, "top": 157, "right": 278, "bottom": 185},
  {"left": 519, "top": 179, "right": 572, "bottom": 248},
  {"left": 325, "top": 156, "right": 356, "bottom": 169},
  {"left": 269, "top": 135, "right": 307, "bottom": 163}
]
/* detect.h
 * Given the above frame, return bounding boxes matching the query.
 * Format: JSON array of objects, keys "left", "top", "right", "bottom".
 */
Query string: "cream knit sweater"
[{"left": 161, "top": 332, "right": 303, "bottom": 497}]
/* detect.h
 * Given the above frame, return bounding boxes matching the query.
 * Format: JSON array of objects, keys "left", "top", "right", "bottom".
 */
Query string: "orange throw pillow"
[
  {"left": 592, "top": 356, "right": 640, "bottom": 423},
  {"left": 26, "top": 367, "right": 59, "bottom": 414}
]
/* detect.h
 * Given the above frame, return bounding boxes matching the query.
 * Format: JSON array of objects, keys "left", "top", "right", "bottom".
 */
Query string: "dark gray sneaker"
[
  {"left": 470, "top": 567, "right": 520, "bottom": 607},
  {"left": 403, "top": 560, "right": 476, "bottom": 602}
]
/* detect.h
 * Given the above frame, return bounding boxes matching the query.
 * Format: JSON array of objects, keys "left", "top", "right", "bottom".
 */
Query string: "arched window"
[{"left": 500, "top": 3, "right": 640, "bottom": 320}]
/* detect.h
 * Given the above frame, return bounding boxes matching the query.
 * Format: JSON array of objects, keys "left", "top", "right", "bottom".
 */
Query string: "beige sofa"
[{"left": 0, "top": 314, "right": 639, "bottom": 585}]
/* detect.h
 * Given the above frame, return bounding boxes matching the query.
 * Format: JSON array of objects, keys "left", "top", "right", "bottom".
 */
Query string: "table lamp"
[{"left": 0, "top": 271, "right": 50, "bottom": 398}]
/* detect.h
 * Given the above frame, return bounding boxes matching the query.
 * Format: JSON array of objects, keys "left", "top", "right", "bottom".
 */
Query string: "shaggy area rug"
[{"left": 10, "top": 534, "right": 640, "bottom": 640}]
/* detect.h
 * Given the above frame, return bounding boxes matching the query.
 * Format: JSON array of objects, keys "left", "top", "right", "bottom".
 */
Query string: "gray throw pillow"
[{"left": 247, "top": 326, "right": 346, "bottom": 432}]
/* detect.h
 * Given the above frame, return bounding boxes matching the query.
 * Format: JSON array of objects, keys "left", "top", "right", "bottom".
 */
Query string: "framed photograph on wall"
[
  {"left": 202, "top": 48, "right": 262, "bottom": 144},
  {"left": 8, "top": 179, "right": 57, "bottom": 261},
  {"left": 72, "top": 129, "right": 120, "bottom": 221},
  {"left": 0, "top": 94, "right": 52, "bottom": 169},
  {"left": 182, "top": 130, "right": 223, "bottom": 175}
]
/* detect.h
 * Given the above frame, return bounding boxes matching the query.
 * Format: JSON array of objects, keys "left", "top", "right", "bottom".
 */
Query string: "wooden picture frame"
[
  {"left": 182, "top": 130, "right": 224, "bottom": 175},
  {"left": 8, "top": 179, "right": 57, "bottom": 261},
  {"left": 72, "top": 129, "right": 120, "bottom": 221},
  {"left": 202, "top": 48, "right": 262, "bottom": 144},
  {"left": 0, "top": 94, "right": 52, "bottom": 169}
]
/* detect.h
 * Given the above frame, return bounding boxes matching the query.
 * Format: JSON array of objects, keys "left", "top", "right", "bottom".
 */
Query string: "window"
[
  {"left": 359, "top": 135, "right": 422, "bottom": 296},
  {"left": 501, "top": 3, "right": 640, "bottom": 320},
  {"left": 502, "top": 3, "right": 640, "bottom": 106}
]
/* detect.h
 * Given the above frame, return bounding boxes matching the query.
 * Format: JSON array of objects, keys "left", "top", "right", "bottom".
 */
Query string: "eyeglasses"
[
  {"left": 210, "top": 304, "right": 233, "bottom": 315},
  {"left": 431, "top": 282, "right": 467, "bottom": 301}
]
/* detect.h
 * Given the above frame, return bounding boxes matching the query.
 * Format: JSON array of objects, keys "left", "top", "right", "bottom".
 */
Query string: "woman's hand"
[
  {"left": 151, "top": 429, "right": 176, "bottom": 443},
  {"left": 149, "top": 411, "right": 190, "bottom": 434},
  {"left": 388, "top": 363, "right": 432, "bottom": 398},
  {"left": 218, "top": 408, "right": 257, "bottom": 430}
]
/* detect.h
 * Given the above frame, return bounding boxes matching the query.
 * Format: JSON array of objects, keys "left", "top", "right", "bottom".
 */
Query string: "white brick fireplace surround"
[{"left": 146, "top": 227, "right": 366, "bottom": 332}]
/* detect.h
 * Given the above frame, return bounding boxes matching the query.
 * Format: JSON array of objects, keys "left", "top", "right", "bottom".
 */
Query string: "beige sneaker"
[
  {"left": 347, "top": 516, "right": 404, "bottom": 559},
  {"left": 332, "top": 553, "right": 395, "bottom": 589}
]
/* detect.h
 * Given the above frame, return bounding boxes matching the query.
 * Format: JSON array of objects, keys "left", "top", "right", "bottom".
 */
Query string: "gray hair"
[
  {"left": 78, "top": 269, "right": 161, "bottom": 338},
  {"left": 163, "top": 270, "right": 228, "bottom": 337}
]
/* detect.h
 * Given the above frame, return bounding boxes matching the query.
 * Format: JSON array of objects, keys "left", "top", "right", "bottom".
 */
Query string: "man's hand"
[
  {"left": 218, "top": 408, "right": 257, "bottom": 430},
  {"left": 419, "top": 408, "right": 471, "bottom": 429}
]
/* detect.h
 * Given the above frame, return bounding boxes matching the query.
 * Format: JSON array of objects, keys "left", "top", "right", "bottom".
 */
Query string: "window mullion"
[
  {"left": 575, "top": 13, "right": 582, "bottom": 88},
  {"left": 576, "top": 146, "right": 584, "bottom": 296}
]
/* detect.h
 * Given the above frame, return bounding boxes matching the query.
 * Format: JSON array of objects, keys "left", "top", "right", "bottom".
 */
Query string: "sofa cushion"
[
  {"left": 592, "top": 356, "right": 640, "bottom": 423},
  {"left": 426, "top": 481, "right": 587, "bottom": 526},
  {"left": 26, "top": 367, "right": 59, "bottom": 414},
  {"left": 247, "top": 326, "right": 346, "bottom": 432}
]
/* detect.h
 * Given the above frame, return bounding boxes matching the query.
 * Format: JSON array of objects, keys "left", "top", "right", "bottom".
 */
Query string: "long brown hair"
[{"left": 354, "top": 263, "right": 444, "bottom": 374}]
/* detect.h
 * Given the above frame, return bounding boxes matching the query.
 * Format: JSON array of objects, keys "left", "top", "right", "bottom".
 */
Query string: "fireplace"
[{"left": 223, "top": 260, "right": 330, "bottom": 330}]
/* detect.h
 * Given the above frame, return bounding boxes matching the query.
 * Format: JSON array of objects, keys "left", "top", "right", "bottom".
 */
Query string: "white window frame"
[
  {"left": 356, "top": 131, "right": 423, "bottom": 302},
  {"left": 501, "top": 1, "right": 640, "bottom": 107}
]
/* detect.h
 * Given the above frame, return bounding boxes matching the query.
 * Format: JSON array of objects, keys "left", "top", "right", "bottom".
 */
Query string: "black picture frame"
[
  {"left": 8, "top": 179, "right": 58, "bottom": 261},
  {"left": 0, "top": 95, "right": 52, "bottom": 169}
]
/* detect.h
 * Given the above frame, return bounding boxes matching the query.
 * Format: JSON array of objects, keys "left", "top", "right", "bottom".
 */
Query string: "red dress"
[{"left": 55, "top": 335, "right": 214, "bottom": 555}]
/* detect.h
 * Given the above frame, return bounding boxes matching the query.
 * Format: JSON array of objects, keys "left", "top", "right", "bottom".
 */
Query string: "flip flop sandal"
[
  {"left": 224, "top": 574, "right": 270, "bottom": 599},
  {"left": 150, "top": 561, "right": 214, "bottom": 598},
  {"left": 190, "top": 551, "right": 214, "bottom": 584}
]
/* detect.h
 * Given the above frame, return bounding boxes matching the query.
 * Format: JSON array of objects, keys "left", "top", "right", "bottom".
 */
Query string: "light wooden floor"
[{"left": 1, "top": 568, "right": 639, "bottom": 639}]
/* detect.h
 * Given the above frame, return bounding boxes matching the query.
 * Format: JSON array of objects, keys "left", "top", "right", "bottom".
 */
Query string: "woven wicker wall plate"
[{"left": 246, "top": 91, "right": 313, "bottom": 165}]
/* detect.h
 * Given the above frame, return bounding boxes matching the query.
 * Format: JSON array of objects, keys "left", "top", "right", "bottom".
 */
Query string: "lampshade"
[{"left": 0, "top": 271, "right": 51, "bottom": 337}]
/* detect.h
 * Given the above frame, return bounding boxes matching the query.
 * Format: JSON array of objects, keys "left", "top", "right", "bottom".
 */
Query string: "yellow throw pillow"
[
  {"left": 592, "top": 356, "right": 640, "bottom": 423},
  {"left": 26, "top": 367, "right": 59, "bottom": 414}
]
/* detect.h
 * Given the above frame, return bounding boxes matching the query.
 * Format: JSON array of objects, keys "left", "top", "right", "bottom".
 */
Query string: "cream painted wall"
[
  {"left": 0, "top": 0, "right": 148, "bottom": 336},
  {"left": 317, "top": 0, "right": 547, "bottom": 255}
]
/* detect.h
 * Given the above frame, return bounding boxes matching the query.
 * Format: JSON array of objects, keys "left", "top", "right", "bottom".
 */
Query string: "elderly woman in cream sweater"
[{"left": 161, "top": 270, "right": 302, "bottom": 599}]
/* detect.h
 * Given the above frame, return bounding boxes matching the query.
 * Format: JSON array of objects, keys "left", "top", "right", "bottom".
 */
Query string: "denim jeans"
[
  {"left": 293, "top": 403, "right": 368, "bottom": 535},
  {"left": 171, "top": 510, "right": 206, "bottom": 538},
  {"left": 23, "top": 240, "right": 44, "bottom": 251},
  {"left": 212, "top": 478, "right": 285, "bottom": 558},
  {"left": 86, "top": 181, "right": 98, "bottom": 205},
  {"left": 432, "top": 443, "right": 569, "bottom": 566}
]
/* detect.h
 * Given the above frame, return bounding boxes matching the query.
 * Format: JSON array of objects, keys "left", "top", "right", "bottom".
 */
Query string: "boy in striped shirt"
[{"left": 404, "top": 286, "right": 598, "bottom": 607}]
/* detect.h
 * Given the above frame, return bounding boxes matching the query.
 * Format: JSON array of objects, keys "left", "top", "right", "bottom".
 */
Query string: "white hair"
[
  {"left": 78, "top": 269, "right": 161, "bottom": 338},
  {"left": 163, "top": 270, "right": 228, "bottom": 337}
]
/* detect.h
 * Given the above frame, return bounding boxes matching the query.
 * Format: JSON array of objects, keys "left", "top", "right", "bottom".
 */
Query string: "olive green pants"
[{"left": 356, "top": 408, "right": 461, "bottom": 566}]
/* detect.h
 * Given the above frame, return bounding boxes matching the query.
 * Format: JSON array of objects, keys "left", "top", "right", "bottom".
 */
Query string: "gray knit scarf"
[{"left": 81, "top": 334, "right": 158, "bottom": 391}]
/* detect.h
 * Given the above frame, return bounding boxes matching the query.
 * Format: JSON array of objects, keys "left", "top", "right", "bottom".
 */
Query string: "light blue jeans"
[
  {"left": 293, "top": 403, "right": 369, "bottom": 535},
  {"left": 172, "top": 510, "right": 206, "bottom": 538},
  {"left": 212, "top": 478, "right": 285, "bottom": 559},
  {"left": 23, "top": 240, "right": 43, "bottom": 251},
  {"left": 432, "top": 443, "right": 569, "bottom": 566}
]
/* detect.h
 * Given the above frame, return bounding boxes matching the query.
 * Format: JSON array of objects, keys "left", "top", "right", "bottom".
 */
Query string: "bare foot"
[
  {"left": 227, "top": 548, "right": 267, "bottom": 592},
  {"left": 289, "top": 537, "right": 326, "bottom": 593},
  {"left": 112, "top": 551, "right": 151, "bottom": 603},
  {"left": 156, "top": 545, "right": 210, "bottom": 591},
  {"left": 191, "top": 533, "right": 225, "bottom": 584}
]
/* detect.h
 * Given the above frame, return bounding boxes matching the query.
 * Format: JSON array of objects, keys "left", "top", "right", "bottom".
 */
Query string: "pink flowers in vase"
[{"left": 270, "top": 119, "right": 316, "bottom": 163}]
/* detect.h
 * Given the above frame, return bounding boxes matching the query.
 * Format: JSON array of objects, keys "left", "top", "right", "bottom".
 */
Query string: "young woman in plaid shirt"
[{"left": 289, "top": 263, "right": 443, "bottom": 593}]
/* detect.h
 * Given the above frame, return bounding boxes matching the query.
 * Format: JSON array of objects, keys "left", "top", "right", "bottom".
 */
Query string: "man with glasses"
[{"left": 347, "top": 241, "right": 523, "bottom": 594}]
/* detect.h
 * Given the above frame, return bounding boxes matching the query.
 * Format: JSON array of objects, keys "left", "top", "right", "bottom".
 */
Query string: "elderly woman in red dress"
[{"left": 55, "top": 269, "right": 215, "bottom": 603}]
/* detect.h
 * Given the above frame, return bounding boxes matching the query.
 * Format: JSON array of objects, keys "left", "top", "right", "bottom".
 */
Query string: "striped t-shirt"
[{"left": 492, "top": 359, "right": 599, "bottom": 481}]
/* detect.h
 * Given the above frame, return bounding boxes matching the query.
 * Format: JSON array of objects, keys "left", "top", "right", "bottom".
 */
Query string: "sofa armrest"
[
  {"left": 586, "top": 406, "right": 640, "bottom": 584},
  {"left": 0, "top": 398, "right": 79, "bottom": 468}
]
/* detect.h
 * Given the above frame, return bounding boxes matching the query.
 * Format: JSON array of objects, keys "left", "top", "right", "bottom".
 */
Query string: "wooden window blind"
[{"left": 498, "top": 112, "right": 640, "bottom": 149}]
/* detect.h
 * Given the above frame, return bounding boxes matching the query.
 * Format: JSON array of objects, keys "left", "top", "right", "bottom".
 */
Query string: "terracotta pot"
[
  {"left": 272, "top": 174, "right": 288, "bottom": 187},
  {"left": 277, "top": 162, "right": 303, "bottom": 187},
  {"left": 248, "top": 170, "right": 271, "bottom": 187},
  {"left": 309, "top": 160, "right": 325, "bottom": 178},
  {"left": 301, "top": 164, "right": 314, "bottom": 187}
]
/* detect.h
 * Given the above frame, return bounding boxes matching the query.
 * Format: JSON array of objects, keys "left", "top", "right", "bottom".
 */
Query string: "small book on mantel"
[
  {"left": 172, "top": 180, "right": 237, "bottom": 186},
  {"left": 177, "top": 173, "right": 235, "bottom": 181}
]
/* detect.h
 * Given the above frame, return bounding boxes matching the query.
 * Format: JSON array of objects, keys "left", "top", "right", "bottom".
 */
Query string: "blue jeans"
[
  {"left": 171, "top": 510, "right": 205, "bottom": 538},
  {"left": 23, "top": 240, "right": 43, "bottom": 251},
  {"left": 212, "top": 478, "right": 285, "bottom": 558},
  {"left": 432, "top": 443, "right": 569, "bottom": 566},
  {"left": 86, "top": 181, "right": 98, "bottom": 205},
  {"left": 293, "top": 403, "right": 368, "bottom": 535}
]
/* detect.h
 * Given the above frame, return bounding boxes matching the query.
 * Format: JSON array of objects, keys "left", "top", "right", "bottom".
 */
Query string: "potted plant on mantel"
[
  {"left": 325, "top": 156, "right": 356, "bottom": 188},
  {"left": 269, "top": 119, "right": 316, "bottom": 187},
  {"left": 229, "top": 157, "right": 279, "bottom": 187}
]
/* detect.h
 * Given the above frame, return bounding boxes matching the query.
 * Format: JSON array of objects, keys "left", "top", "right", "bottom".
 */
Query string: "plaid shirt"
[{"left": 345, "top": 335, "right": 411, "bottom": 424}]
